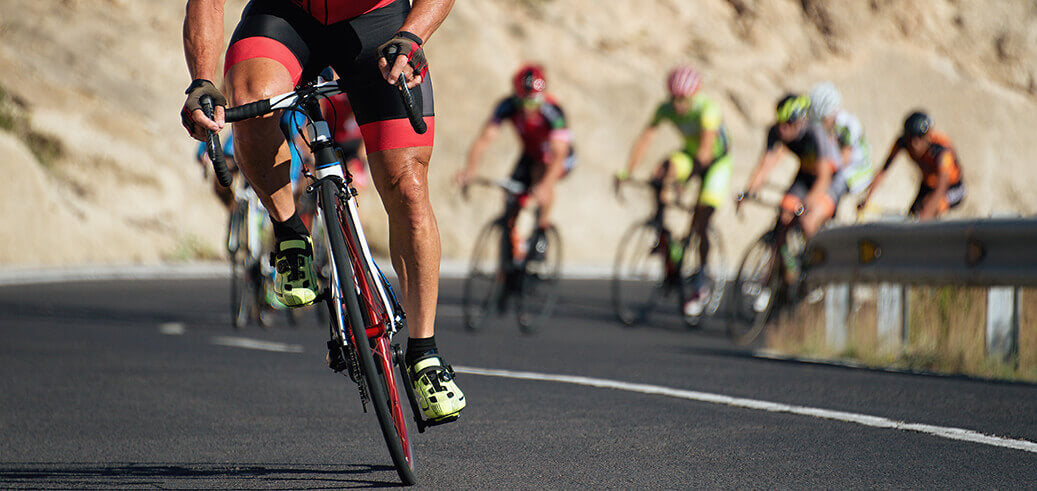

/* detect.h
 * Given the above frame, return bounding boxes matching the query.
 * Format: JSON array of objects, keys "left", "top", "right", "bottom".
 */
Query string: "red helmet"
[
  {"left": 513, "top": 64, "right": 547, "bottom": 98},
  {"left": 667, "top": 66, "right": 701, "bottom": 98}
]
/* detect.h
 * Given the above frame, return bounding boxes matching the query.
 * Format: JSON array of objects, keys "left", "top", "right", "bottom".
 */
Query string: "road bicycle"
[
  {"left": 461, "top": 177, "right": 562, "bottom": 333},
  {"left": 727, "top": 192, "right": 811, "bottom": 345},
  {"left": 226, "top": 182, "right": 278, "bottom": 329},
  {"left": 200, "top": 68, "right": 433, "bottom": 485},
  {"left": 612, "top": 178, "right": 726, "bottom": 328}
]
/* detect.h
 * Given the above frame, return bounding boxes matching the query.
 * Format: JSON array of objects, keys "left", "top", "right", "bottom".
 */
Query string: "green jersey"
[{"left": 650, "top": 93, "right": 729, "bottom": 160}]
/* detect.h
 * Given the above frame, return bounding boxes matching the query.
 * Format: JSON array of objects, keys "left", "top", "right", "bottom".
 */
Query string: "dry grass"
[{"left": 763, "top": 284, "right": 1035, "bottom": 383}]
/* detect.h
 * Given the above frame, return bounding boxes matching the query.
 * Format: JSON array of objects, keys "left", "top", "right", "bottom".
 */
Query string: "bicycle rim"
[
  {"left": 612, "top": 222, "right": 667, "bottom": 326},
  {"left": 728, "top": 237, "right": 778, "bottom": 345},
  {"left": 320, "top": 183, "right": 416, "bottom": 485},
  {"left": 517, "top": 226, "right": 562, "bottom": 333},
  {"left": 230, "top": 255, "right": 251, "bottom": 330},
  {"left": 463, "top": 221, "right": 506, "bottom": 331}
]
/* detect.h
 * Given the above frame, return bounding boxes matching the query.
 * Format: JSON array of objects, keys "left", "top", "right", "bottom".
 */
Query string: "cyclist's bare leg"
[
  {"left": 690, "top": 204, "right": 714, "bottom": 266},
  {"left": 226, "top": 58, "right": 297, "bottom": 222},
  {"left": 530, "top": 164, "right": 555, "bottom": 230},
  {"left": 800, "top": 195, "right": 834, "bottom": 240},
  {"left": 367, "top": 146, "right": 439, "bottom": 339}
]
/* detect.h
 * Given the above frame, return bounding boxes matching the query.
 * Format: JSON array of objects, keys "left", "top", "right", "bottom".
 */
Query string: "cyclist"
[
  {"left": 857, "top": 111, "right": 965, "bottom": 220},
  {"left": 195, "top": 131, "right": 236, "bottom": 210},
  {"left": 181, "top": 0, "right": 464, "bottom": 423},
  {"left": 617, "top": 65, "right": 732, "bottom": 315},
  {"left": 455, "top": 64, "right": 575, "bottom": 251},
  {"left": 808, "top": 82, "right": 874, "bottom": 209},
  {"left": 739, "top": 94, "right": 842, "bottom": 241}
]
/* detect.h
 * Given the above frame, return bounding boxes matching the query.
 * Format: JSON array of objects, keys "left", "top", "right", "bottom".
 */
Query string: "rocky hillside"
[{"left": 1, "top": 0, "right": 1034, "bottom": 267}]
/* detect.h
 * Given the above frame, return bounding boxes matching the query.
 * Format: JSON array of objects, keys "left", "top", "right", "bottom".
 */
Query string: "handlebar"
[
  {"left": 461, "top": 177, "right": 527, "bottom": 201},
  {"left": 381, "top": 45, "right": 427, "bottom": 134},
  {"left": 200, "top": 95, "right": 232, "bottom": 187}
]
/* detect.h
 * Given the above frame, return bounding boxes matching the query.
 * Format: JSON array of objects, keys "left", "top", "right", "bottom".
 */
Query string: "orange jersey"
[{"left": 889, "top": 130, "right": 962, "bottom": 188}]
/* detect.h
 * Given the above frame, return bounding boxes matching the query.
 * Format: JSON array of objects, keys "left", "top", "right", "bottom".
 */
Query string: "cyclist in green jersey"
[{"left": 617, "top": 66, "right": 732, "bottom": 314}]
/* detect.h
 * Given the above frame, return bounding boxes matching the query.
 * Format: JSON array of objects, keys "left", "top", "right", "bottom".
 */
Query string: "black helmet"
[{"left": 903, "top": 111, "right": 933, "bottom": 137}]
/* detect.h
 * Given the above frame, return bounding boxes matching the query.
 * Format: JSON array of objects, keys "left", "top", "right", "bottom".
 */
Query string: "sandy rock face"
[{"left": 0, "top": 0, "right": 1034, "bottom": 268}]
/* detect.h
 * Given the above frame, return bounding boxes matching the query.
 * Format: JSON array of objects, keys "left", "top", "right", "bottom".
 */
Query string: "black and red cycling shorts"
[{"left": 225, "top": 0, "right": 433, "bottom": 152}]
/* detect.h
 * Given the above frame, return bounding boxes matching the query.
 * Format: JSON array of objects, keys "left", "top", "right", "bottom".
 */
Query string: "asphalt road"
[{"left": 1, "top": 277, "right": 1034, "bottom": 488}]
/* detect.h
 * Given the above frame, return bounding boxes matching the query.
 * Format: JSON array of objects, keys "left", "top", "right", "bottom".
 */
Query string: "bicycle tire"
[
  {"left": 516, "top": 225, "right": 562, "bottom": 333},
  {"left": 229, "top": 205, "right": 251, "bottom": 330},
  {"left": 320, "top": 183, "right": 416, "bottom": 485},
  {"left": 462, "top": 220, "right": 507, "bottom": 331},
  {"left": 678, "top": 225, "right": 728, "bottom": 328},
  {"left": 612, "top": 221, "right": 668, "bottom": 326},
  {"left": 728, "top": 235, "right": 780, "bottom": 345}
]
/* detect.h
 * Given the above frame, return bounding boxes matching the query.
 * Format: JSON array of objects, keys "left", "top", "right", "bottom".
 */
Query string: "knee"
[
  {"left": 384, "top": 166, "right": 433, "bottom": 226},
  {"left": 228, "top": 70, "right": 289, "bottom": 107}
]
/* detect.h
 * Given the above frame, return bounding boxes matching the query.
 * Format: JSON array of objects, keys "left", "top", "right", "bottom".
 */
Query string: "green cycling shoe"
[
  {"left": 271, "top": 237, "right": 319, "bottom": 307},
  {"left": 409, "top": 354, "right": 466, "bottom": 422}
]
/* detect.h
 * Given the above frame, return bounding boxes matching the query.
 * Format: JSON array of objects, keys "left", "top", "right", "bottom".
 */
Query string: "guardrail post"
[
  {"left": 876, "top": 282, "right": 905, "bottom": 352},
  {"left": 986, "top": 286, "right": 1018, "bottom": 362},
  {"left": 825, "top": 283, "right": 850, "bottom": 351}
]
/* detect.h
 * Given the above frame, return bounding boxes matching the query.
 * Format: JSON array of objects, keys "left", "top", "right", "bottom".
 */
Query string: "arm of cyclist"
[
  {"left": 917, "top": 151, "right": 955, "bottom": 220},
  {"left": 456, "top": 120, "right": 501, "bottom": 186},
  {"left": 181, "top": 0, "right": 227, "bottom": 141},
  {"left": 377, "top": 0, "right": 455, "bottom": 88},
  {"left": 742, "top": 147, "right": 784, "bottom": 196},
  {"left": 530, "top": 138, "right": 570, "bottom": 205},
  {"left": 806, "top": 159, "right": 835, "bottom": 207},
  {"left": 620, "top": 124, "right": 658, "bottom": 185},
  {"left": 858, "top": 140, "right": 901, "bottom": 210},
  {"left": 694, "top": 129, "right": 718, "bottom": 172}
]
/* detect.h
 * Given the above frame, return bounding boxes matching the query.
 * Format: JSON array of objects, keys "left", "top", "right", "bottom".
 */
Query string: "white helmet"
[{"left": 808, "top": 82, "right": 842, "bottom": 121}]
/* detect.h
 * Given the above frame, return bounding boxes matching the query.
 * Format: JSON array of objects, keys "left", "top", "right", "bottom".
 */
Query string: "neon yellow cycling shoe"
[
  {"left": 271, "top": 237, "right": 319, "bottom": 307},
  {"left": 409, "top": 355, "right": 466, "bottom": 422}
]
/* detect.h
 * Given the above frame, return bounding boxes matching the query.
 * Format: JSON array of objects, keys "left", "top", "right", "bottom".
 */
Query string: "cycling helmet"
[
  {"left": 808, "top": 82, "right": 841, "bottom": 121},
  {"left": 667, "top": 66, "right": 702, "bottom": 98},
  {"left": 513, "top": 64, "right": 547, "bottom": 99},
  {"left": 776, "top": 94, "right": 810, "bottom": 123},
  {"left": 903, "top": 111, "right": 933, "bottom": 137}
]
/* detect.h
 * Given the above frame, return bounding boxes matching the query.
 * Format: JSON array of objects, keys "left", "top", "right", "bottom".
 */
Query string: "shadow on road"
[{"left": 0, "top": 462, "right": 405, "bottom": 489}]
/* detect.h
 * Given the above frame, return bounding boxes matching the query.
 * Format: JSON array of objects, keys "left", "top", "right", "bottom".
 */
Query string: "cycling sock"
[
  {"left": 272, "top": 211, "right": 309, "bottom": 242},
  {"left": 406, "top": 336, "right": 438, "bottom": 366}
]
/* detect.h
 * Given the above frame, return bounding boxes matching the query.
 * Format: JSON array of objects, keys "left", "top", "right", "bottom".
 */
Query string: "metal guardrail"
[
  {"left": 799, "top": 217, "right": 1036, "bottom": 362},
  {"left": 805, "top": 218, "right": 1037, "bottom": 287}
]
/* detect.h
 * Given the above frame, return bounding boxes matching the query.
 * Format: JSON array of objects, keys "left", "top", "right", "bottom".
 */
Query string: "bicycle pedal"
[{"left": 326, "top": 340, "right": 349, "bottom": 373}]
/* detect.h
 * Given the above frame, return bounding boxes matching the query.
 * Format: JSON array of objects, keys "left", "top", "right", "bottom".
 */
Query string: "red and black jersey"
[
  {"left": 288, "top": 0, "right": 395, "bottom": 25},
  {"left": 490, "top": 96, "right": 571, "bottom": 163}
]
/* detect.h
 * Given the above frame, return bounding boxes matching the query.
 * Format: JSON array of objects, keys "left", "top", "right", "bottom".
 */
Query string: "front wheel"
[
  {"left": 463, "top": 220, "right": 507, "bottom": 331},
  {"left": 612, "top": 221, "right": 668, "bottom": 326},
  {"left": 516, "top": 226, "right": 562, "bottom": 333},
  {"left": 728, "top": 234, "right": 781, "bottom": 346},
  {"left": 320, "top": 183, "right": 416, "bottom": 485}
]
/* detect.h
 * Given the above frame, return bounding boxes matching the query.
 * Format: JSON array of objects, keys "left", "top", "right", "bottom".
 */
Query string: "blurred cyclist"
[
  {"left": 456, "top": 64, "right": 575, "bottom": 232},
  {"left": 196, "top": 131, "right": 237, "bottom": 210},
  {"left": 739, "top": 94, "right": 842, "bottom": 241},
  {"left": 808, "top": 82, "right": 874, "bottom": 209},
  {"left": 617, "top": 65, "right": 732, "bottom": 315},
  {"left": 858, "top": 111, "right": 965, "bottom": 220}
]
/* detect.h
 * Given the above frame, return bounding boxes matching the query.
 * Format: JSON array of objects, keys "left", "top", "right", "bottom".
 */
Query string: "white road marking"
[
  {"left": 211, "top": 336, "right": 304, "bottom": 353},
  {"left": 158, "top": 323, "right": 186, "bottom": 335},
  {"left": 455, "top": 366, "right": 1037, "bottom": 454}
]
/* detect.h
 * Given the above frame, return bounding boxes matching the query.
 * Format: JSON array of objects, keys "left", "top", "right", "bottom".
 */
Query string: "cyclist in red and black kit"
[
  {"left": 456, "top": 64, "right": 575, "bottom": 231},
  {"left": 181, "top": 0, "right": 464, "bottom": 422}
]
